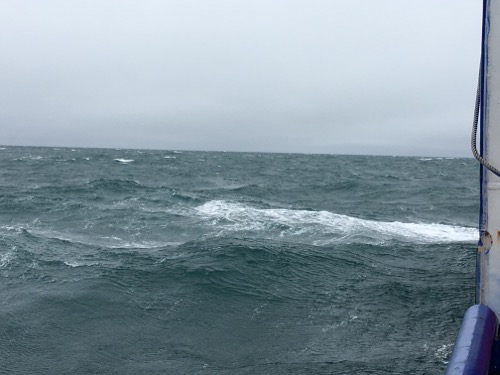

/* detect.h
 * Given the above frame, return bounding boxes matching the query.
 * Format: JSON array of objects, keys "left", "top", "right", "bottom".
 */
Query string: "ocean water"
[{"left": 0, "top": 146, "right": 478, "bottom": 374}]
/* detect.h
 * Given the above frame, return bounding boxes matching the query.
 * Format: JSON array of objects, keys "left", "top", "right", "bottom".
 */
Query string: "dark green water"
[{"left": 0, "top": 146, "right": 478, "bottom": 374}]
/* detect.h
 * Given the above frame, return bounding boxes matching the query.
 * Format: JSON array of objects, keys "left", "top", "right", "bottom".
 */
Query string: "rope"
[{"left": 471, "top": 69, "right": 500, "bottom": 177}]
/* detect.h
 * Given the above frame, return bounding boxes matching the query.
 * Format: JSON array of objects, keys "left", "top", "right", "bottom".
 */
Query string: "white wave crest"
[
  {"left": 114, "top": 159, "right": 134, "bottom": 164},
  {"left": 0, "top": 251, "right": 14, "bottom": 267},
  {"left": 194, "top": 200, "right": 478, "bottom": 245}
]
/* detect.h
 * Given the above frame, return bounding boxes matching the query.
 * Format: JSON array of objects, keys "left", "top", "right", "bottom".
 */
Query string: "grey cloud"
[{"left": 0, "top": 0, "right": 483, "bottom": 156}]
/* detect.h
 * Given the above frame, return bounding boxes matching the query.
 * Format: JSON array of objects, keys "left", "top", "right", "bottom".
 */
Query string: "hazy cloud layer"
[{"left": 0, "top": 0, "right": 482, "bottom": 156}]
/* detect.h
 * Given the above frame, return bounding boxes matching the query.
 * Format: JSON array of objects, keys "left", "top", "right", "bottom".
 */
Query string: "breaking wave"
[
  {"left": 195, "top": 200, "right": 478, "bottom": 245},
  {"left": 114, "top": 159, "right": 134, "bottom": 164}
]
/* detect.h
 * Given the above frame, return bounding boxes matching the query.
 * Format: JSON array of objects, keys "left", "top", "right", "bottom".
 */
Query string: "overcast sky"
[{"left": 0, "top": 0, "right": 483, "bottom": 156}]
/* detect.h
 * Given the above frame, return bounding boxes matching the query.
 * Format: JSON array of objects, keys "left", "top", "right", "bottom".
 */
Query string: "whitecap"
[
  {"left": 107, "top": 240, "right": 181, "bottom": 249},
  {"left": 0, "top": 251, "right": 14, "bottom": 267},
  {"left": 63, "top": 260, "right": 82, "bottom": 267},
  {"left": 63, "top": 260, "right": 100, "bottom": 268},
  {"left": 434, "top": 343, "right": 453, "bottom": 364},
  {"left": 114, "top": 159, "right": 134, "bottom": 164},
  {"left": 194, "top": 200, "right": 478, "bottom": 245},
  {"left": 2, "top": 225, "right": 23, "bottom": 232}
]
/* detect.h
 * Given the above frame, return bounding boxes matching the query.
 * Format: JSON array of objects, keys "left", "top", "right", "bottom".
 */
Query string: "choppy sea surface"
[{"left": 0, "top": 146, "right": 479, "bottom": 374}]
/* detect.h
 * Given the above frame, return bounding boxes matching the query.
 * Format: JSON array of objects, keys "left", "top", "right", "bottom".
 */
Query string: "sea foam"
[
  {"left": 114, "top": 159, "right": 134, "bottom": 164},
  {"left": 195, "top": 200, "right": 478, "bottom": 245}
]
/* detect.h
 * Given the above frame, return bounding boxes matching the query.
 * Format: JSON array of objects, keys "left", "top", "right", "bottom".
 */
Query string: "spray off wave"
[{"left": 195, "top": 200, "right": 478, "bottom": 245}]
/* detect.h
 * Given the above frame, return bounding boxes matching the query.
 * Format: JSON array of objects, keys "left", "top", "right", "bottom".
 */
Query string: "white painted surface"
[{"left": 482, "top": 0, "right": 500, "bottom": 317}]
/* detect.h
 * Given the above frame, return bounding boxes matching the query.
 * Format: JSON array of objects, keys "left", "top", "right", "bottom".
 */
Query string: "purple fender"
[{"left": 445, "top": 304, "right": 497, "bottom": 375}]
